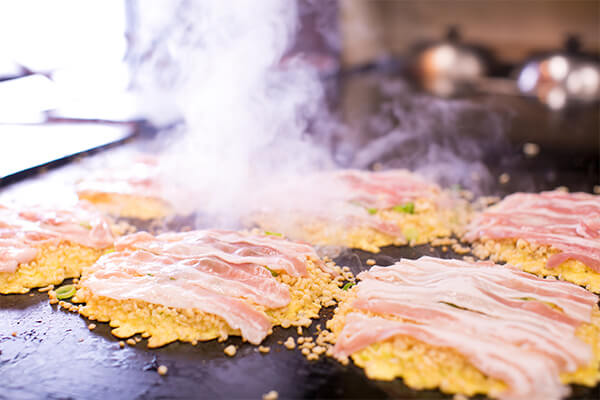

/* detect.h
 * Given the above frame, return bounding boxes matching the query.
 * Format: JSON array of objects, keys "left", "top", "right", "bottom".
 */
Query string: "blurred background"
[{"left": 0, "top": 0, "right": 598, "bottom": 195}]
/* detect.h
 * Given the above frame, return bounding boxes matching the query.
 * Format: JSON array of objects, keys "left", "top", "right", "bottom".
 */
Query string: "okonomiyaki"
[
  {"left": 0, "top": 203, "right": 115, "bottom": 294},
  {"left": 76, "top": 156, "right": 172, "bottom": 220},
  {"left": 328, "top": 256, "right": 600, "bottom": 400},
  {"left": 73, "top": 230, "right": 343, "bottom": 347},
  {"left": 249, "top": 169, "right": 469, "bottom": 253},
  {"left": 464, "top": 191, "right": 600, "bottom": 292}
]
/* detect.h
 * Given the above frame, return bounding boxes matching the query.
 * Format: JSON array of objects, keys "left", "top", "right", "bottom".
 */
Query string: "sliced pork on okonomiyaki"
[
  {"left": 0, "top": 203, "right": 115, "bottom": 294},
  {"left": 327, "top": 256, "right": 600, "bottom": 400},
  {"left": 76, "top": 156, "right": 172, "bottom": 220},
  {"left": 248, "top": 169, "right": 470, "bottom": 253},
  {"left": 72, "top": 230, "right": 343, "bottom": 347},
  {"left": 464, "top": 191, "right": 600, "bottom": 292}
]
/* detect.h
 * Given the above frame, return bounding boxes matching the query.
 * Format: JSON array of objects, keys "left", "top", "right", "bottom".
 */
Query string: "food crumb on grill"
[
  {"left": 258, "top": 345, "right": 271, "bottom": 353},
  {"left": 555, "top": 186, "right": 569, "bottom": 192},
  {"left": 88, "top": 323, "right": 96, "bottom": 330},
  {"left": 262, "top": 390, "right": 278, "bottom": 400},
  {"left": 224, "top": 345, "right": 237, "bottom": 357},
  {"left": 119, "top": 341, "right": 125, "bottom": 348},
  {"left": 126, "top": 338, "right": 136, "bottom": 346},
  {"left": 523, "top": 142, "right": 540, "bottom": 157},
  {"left": 297, "top": 326, "right": 303, "bottom": 335},
  {"left": 38, "top": 285, "right": 54, "bottom": 293},
  {"left": 284, "top": 337, "right": 296, "bottom": 350},
  {"left": 11, "top": 331, "right": 17, "bottom": 337},
  {"left": 134, "top": 336, "right": 142, "bottom": 343},
  {"left": 451, "top": 243, "right": 471, "bottom": 254},
  {"left": 594, "top": 185, "right": 600, "bottom": 195},
  {"left": 366, "top": 259, "right": 376, "bottom": 266},
  {"left": 157, "top": 365, "right": 168, "bottom": 376},
  {"left": 498, "top": 173, "right": 510, "bottom": 184}
]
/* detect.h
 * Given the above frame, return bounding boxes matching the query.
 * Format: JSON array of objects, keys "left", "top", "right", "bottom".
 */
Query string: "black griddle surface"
[{"left": 1, "top": 244, "right": 599, "bottom": 400}]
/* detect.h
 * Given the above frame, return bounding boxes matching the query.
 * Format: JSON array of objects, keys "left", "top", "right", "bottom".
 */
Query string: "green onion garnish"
[
  {"left": 79, "top": 222, "right": 92, "bottom": 230},
  {"left": 342, "top": 282, "right": 355, "bottom": 291},
  {"left": 104, "top": 249, "right": 116, "bottom": 254},
  {"left": 366, "top": 208, "right": 378, "bottom": 215},
  {"left": 403, "top": 227, "right": 419, "bottom": 242},
  {"left": 392, "top": 202, "right": 415, "bottom": 214},
  {"left": 264, "top": 231, "right": 283, "bottom": 237},
  {"left": 264, "top": 266, "right": 279, "bottom": 277},
  {"left": 147, "top": 273, "right": 154, "bottom": 277},
  {"left": 55, "top": 285, "right": 76, "bottom": 300}
]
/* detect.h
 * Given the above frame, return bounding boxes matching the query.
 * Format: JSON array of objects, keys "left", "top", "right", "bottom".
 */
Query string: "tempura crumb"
[
  {"left": 224, "top": 345, "right": 237, "bottom": 357},
  {"left": 262, "top": 390, "right": 278, "bottom": 400},
  {"left": 284, "top": 337, "right": 296, "bottom": 350},
  {"left": 38, "top": 285, "right": 54, "bottom": 293},
  {"left": 366, "top": 259, "right": 376, "bottom": 266},
  {"left": 157, "top": 365, "right": 168, "bottom": 376},
  {"left": 258, "top": 346, "right": 271, "bottom": 353}
]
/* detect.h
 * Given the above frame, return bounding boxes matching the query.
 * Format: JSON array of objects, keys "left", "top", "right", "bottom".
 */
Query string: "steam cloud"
[
  {"left": 128, "top": 0, "right": 335, "bottom": 221},
  {"left": 340, "top": 78, "right": 511, "bottom": 195},
  {"left": 127, "top": 0, "right": 509, "bottom": 224}
]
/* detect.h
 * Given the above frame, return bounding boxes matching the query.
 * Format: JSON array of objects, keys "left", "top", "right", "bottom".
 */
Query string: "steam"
[
  {"left": 129, "top": 0, "right": 334, "bottom": 221},
  {"left": 342, "top": 78, "right": 511, "bottom": 194},
  {"left": 127, "top": 0, "right": 509, "bottom": 226}
]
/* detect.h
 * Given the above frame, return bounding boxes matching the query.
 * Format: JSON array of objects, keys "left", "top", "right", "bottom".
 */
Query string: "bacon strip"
[
  {"left": 76, "top": 156, "right": 162, "bottom": 198},
  {"left": 116, "top": 230, "right": 330, "bottom": 277},
  {"left": 464, "top": 191, "right": 600, "bottom": 272},
  {"left": 0, "top": 203, "right": 114, "bottom": 273},
  {"left": 333, "top": 169, "right": 441, "bottom": 209},
  {"left": 335, "top": 313, "right": 570, "bottom": 400},
  {"left": 334, "top": 256, "right": 598, "bottom": 400},
  {"left": 88, "top": 249, "right": 290, "bottom": 309},
  {"left": 83, "top": 252, "right": 272, "bottom": 345},
  {"left": 84, "top": 229, "right": 328, "bottom": 344},
  {"left": 250, "top": 169, "right": 443, "bottom": 242}
]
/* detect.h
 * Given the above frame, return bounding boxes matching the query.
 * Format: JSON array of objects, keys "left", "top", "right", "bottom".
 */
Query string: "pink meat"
[{"left": 465, "top": 191, "right": 600, "bottom": 272}]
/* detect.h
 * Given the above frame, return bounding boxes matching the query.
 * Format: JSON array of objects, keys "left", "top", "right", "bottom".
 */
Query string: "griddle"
[
  {"left": 1, "top": 240, "right": 599, "bottom": 400},
  {"left": 1, "top": 72, "right": 599, "bottom": 400}
]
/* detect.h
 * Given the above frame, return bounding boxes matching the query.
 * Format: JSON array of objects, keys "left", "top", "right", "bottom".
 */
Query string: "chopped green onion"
[
  {"left": 147, "top": 273, "right": 154, "bottom": 277},
  {"left": 55, "top": 285, "right": 76, "bottom": 300},
  {"left": 79, "top": 222, "right": 92, "bottom": 230},
  {"left": 403, "top": 227, "right": 419, "bottom": 242},
  {"left": 342, "top": 282, "right": 355, "bottom": 291},
  {"left": 366, "top": 208, "right": 378, "bottom": 215},
  {"left": 392, "top": 202, "right": 415, "bottom": 214},
  {"left": 264, "top": 231, "right": 283, "bottom": 237},
  {"left": 264, "top": 266, "right": 279, "bottom": 277},
  {"left": 104, "top": 249, "right": 116, "bottom": 254}
]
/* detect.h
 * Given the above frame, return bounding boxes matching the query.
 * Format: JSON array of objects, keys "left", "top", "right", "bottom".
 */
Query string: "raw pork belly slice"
[
  {"left": 464, "top": 191, "right": 600, "bottom": 292},
  {"left": 0, "top": 202, "right": 115, "bottom": 294},
  {"left": 75, "top": 229, "right": 343, "bottom": 347},
  {"left": 249, "top": 169, "right": 469, "bottom": 252},
  {"left": 329, "top": 256, "right": 600, "bottom": 400}
]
